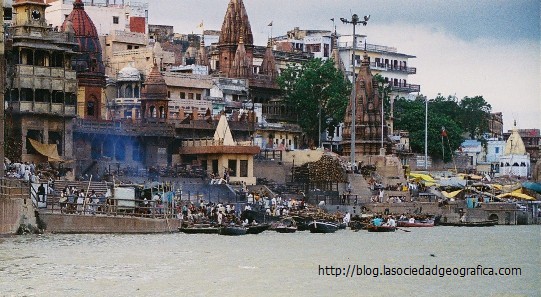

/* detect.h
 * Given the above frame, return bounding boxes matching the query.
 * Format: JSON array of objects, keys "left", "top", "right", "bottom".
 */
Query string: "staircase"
[{"left": 348, "top": 173, "right": 373, "bottom": 203}]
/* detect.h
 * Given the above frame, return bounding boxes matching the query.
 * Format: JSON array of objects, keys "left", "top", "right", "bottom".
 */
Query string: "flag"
[
  {"left": 330, "top": 18, "right": 335, "bottom": 22},
  {"left": 197, "top": 21, "right": 204, "bottom": 28},
  {"left": 267, "top": 21, "right": 273, "bottom": 26},
  {"left": 441, "top": 127, "right": 447, "bottom": 137}
]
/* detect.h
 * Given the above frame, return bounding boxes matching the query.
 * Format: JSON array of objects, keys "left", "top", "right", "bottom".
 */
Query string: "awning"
[
  {"left": 28, "top": 138, "right": 63, "bottom": 162},
  {"left": 442, "top": 189, "right": 463, "bottom": 198},
  {"left": 522, "top": 182, "right": 541, "bottom": 194},
  {"left": 497, "top": 192, "right": 536, "bottom": 201},
  {"left": 409, "top": 172, "right": 436, "bottom": 183}
]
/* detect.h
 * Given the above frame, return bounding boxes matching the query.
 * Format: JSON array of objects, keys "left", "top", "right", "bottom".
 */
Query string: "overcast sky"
[{"left": 149, "top": 0, "right": 540, "bottom": 131}]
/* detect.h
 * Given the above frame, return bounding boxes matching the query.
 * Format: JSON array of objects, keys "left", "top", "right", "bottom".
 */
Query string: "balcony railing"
[
  {"left": 370, "top": 62, "right": 416, "bottom": 74},
  {"left": 9, "top": 101, "right": 76, "bottom": 116},
  {"left": 391, "top": 83, "right": 420, "bottom": 93}
]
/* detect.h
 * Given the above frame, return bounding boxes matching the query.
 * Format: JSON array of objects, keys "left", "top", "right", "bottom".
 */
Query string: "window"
[
  {"left": 180, "top": 92, "right": 185, "bottom": 99},
  {"left": 127, "top": 45, "right": 132, "bottom": 50},
  {"left": 240, "top": 160, "right": 248, "bottom": 177},
  {"left": 87, "top": 101, "right": 95, "bottom": 116},
  {"left": 113, "top": 16, "right": 119, "bottom": 24},
  {"left": 167, "top": 91, "right": 170, "bottom": 98},
  {"left": 228, "top": 159, "right": 237, "bottom": 177},
  {"left": 196, "top": 93, "right": 201, "bottom": 100},
  {"left": 188, "top": 93, "right": 194, "bottom": 99},
  {"left": 495, "top": 147, "right": 499, "bottom": 154}
]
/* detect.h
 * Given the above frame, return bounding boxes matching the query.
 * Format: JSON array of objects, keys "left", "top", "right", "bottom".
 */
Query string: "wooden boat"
[
  {"left": 274, "top": 218, "right": 297, "bottom": 233},
  {"left": 246, "top": 224, "right": 270, "bottom": 234},
  {"left": 366, "top": 225, "right": 396, "bottom": 232},
  {"left": 218, "top": 225, "right": 247, "bottom": 236},
  {"left": 440, "top": 220, "right": 497, "bottom": 227},
  {"left": 275, "top": 225, "right": 297, "bottom": 233},
  {"left": 397, "top": 220, "right": 434, "bottom": 227},
  {"left": 308, "top": 221, "right": 339, "bottom": 233},
  {"left": 178, "top": 224, "right": 219, "bottom": 234}
]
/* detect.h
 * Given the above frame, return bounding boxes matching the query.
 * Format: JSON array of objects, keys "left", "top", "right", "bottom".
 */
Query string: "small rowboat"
[
  {"left": 308, "top": 221, "right": 339, "bottom": 233},
  {"left": 218, "top": 225, "right": 247, "bottom": 236},
  {"left": 246, "top": 224, "right": 270, "bottom": 234},
  {"left": 366, "top": 225, "right": 396, "bottom": 232},
  {"left": 397, "top": 220, "right": 434, "bottom": 227}
]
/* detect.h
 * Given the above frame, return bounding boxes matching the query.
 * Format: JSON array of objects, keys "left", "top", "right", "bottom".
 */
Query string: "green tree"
[
  {"left": 277, "top": 58, "right": 351, "bottom": 145},
  {"left": 458, "top": 96, "right": 492, "bottom": 139},
  {"left": 394, "top": 96, "right": 463, "bottom": 162}
]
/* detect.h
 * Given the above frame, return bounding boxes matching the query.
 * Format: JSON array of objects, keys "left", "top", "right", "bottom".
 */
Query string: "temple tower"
[{"left": 218, "top": 0, "right": 253, "bottom": 77}]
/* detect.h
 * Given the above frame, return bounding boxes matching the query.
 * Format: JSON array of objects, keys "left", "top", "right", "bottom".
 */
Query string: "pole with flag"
[
  {"left": 268, "top": 21, "right": 273, "bottom": 40},
  {"left": 197, "top": 20, "right": 204, "bottom": 35},
  {"left": 441, "top": 126, "right": 447, "bottom": 163}
]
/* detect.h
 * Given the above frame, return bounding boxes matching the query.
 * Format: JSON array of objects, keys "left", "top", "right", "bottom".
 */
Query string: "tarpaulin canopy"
[
  {"left": 522, "top": 182, "right": 541, "bottom": 194},
  {"left": 28, "top": 138, "right": 63, "bottom": 162},
  {"left": 442, "top": 189, "right": 463, "bottom": 198},
  {"left": 497, "top": 192, "right": 536, "bottom": 201},
  {"left": 409, "top": 173, "right": 436, "bottom": 183}
]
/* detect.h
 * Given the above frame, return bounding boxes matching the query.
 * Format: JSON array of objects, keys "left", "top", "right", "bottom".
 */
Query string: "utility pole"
[
  {"left": 341, "top": 14, "right": 369, "bottom": 166},
  {"left": 0, "top": 6, "right": 5, "bottom": 177}
]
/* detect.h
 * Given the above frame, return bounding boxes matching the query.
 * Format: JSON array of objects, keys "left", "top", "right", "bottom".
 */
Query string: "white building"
[
  {"left": 45, "top": 0, "right": 149, "bottom": 36},
  {"left": 499, "top": 127, "right": 530, "bottom": 178},
  {"left": 338, "top": 35, "right": 419, "bottom": 100}
]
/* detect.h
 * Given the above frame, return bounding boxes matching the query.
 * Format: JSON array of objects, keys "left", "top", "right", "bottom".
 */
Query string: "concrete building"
[
  {"left": 45, "top": 0, "right": 148, "bottom": 36},
  {"left": 5, "top": 0, "right": 78, "bottom": 163}
]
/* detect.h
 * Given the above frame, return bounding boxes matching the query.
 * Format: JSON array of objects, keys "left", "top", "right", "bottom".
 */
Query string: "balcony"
[
  {"left": 370, "top": 62, "right": 416, "bottom": 74},
  {"left": 391, "top": 83, "right": 420, "bottom": 93},
  {"left": 9, "top": 101, "right": 76, "bottom": 116},
  {"left": 15, "top": 65, "right": 77, "bottom": 92}
]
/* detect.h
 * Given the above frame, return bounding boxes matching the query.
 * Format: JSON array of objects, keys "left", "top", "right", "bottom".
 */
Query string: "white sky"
[{"left": 149, "top": 0, "right": 541, "bottom": 131}]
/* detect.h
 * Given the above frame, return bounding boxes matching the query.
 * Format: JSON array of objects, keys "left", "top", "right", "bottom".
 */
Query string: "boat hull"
[
  {"left": 246, "top": 224, "right": 270, "bottom": 234},
  {"left": 218, "top": 226, "right": 247, "bottom": 235},
  {"left": 275, "top": 226, "right": 297, "bottom": 233},
  {"left": 308, "top": 221, "right": 339, "bottom": 233},
  {"left": 440, "top": 220, "right": 497, "bottom": 227},
  {"left": 397, "top": 220, "right": 434, "bottom": 227},
  {"left": 366, "top": 225, "right": 396, "bottom": 232},
  {"left": 178, "top": 226, "right": 219, "bottom": 234}
]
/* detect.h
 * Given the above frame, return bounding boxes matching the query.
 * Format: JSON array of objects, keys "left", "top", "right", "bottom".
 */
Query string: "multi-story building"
[
  {"left": 45, "top": 0, "right": 148, "bottom": 36},
  {"left": 4, "top": 0, "right": 78, "bottom": 163}
]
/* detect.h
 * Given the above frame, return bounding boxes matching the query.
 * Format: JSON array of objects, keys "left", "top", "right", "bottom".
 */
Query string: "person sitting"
[
  {"left": 408, "top": 217, "right": 415, "bottom": 223},
  {"left": 372, "top": 216, "right": 383, "bottom": 227}
]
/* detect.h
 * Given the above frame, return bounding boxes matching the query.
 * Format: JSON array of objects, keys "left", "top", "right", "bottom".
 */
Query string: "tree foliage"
[
  {"left": 277, "top": 58, "right": 351, "bottom": 145},
  {"left": 394, "top": 94, "right": 491, "bottom": 163}
]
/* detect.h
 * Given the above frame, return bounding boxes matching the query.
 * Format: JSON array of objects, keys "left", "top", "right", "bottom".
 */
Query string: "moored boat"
[
  {"left": 246, "top": 224, "right": 270, "bottom": 234},
  {"left": 218, "top": 225, "right": 247, "bottom": 236},
  {"left": 397, "top": 220, "right": 434, "bottom": 228},
  {"left": 274, "top": 218, "right": 298, "bottom": 233},
  {"left": 275, "top": 225, "right": 297, "bottom": 233},
  {"left": 178, "top": 224, "right": 219, "bottom": 234},
  {"left": 308, "top": 221, "right": 339, "bottom": 233},
  {"left": 440, "top": 220, "right": 497, "bottom": 227},
  {"left": 366, "top": 225, "right": 396, "bottom": 232}
]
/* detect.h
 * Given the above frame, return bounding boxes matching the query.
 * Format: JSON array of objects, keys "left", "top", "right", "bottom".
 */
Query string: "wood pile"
[{"left": 308, "top": 155, "right": 347, "bottom": 183}]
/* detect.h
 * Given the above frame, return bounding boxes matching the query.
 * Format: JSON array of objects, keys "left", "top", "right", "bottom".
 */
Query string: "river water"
[{"left": 0, "top": 226, "right": 539, "bottom": 297}]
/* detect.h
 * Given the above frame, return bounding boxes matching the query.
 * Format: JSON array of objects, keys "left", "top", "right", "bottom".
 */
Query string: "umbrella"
[{"left": 497, "top": 192, "right": 536, "bottom": 201}]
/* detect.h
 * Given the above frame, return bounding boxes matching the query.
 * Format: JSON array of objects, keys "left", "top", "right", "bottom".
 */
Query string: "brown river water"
[{"left": 0, "top": 226, "right": 539, "bottom": 297}]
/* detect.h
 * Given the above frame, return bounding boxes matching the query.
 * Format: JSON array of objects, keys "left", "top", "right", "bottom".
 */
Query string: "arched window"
[
  {"left": 125, "top": 85, "right": 133, "bottom": 98},
  {"left": 134, "top": 85, "right": 140, "bottom": 98},
  {"left": 87, "top": 95, "right": 97, "bottom": 116},
  {"left": 159, "top": 106, "right": 165, "bottom": 118},
  {"left": 150, "top": 106, "right": 157, "bottom": 118}
]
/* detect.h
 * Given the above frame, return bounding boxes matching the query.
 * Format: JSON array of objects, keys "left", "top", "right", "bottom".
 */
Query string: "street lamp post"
[{"left": 341, "top": 14, "right": 369, "bottom": 166}]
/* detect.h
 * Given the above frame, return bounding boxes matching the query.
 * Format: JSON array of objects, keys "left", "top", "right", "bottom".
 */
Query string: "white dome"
[{"left": 117, "top": 64, "right": 141, "bottom": 82}]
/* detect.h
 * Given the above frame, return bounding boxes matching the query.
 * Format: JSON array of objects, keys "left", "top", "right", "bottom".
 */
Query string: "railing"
[
  {"left": 370, "top": 62, "right": 416, "bottom": 74},
  {"left": 181, "top": 138, "right": 254, "bottom": 147},
  {"left": 391, "top": 83, "right": 420, "bottom": 93},
  {"left": 44, "top": 195, "right": 180, "bottom": 219},
  {"left": 75, "top": 119, "right": 176, "bottom": 137}
]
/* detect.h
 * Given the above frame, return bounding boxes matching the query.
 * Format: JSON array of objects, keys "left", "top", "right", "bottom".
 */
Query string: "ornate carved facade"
[
  {"left": 62, "top": 0, "right": 106, "bottom": 120},
  {"left": 342, "top": 52, "right": 389, "bottom": 157}
]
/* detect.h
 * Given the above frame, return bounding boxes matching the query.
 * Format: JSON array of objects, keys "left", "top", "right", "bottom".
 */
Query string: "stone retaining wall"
[{"left": 39, "top": 213, "right": 180, "bottom": 233}]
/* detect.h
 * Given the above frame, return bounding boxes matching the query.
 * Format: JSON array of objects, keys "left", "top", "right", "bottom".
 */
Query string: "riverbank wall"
[
  {"left": 39, "top": 213, "right": 180, "bottom": 233},
  {"left": 0, "top": 179, "right": 35, "bottom": 234}
]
